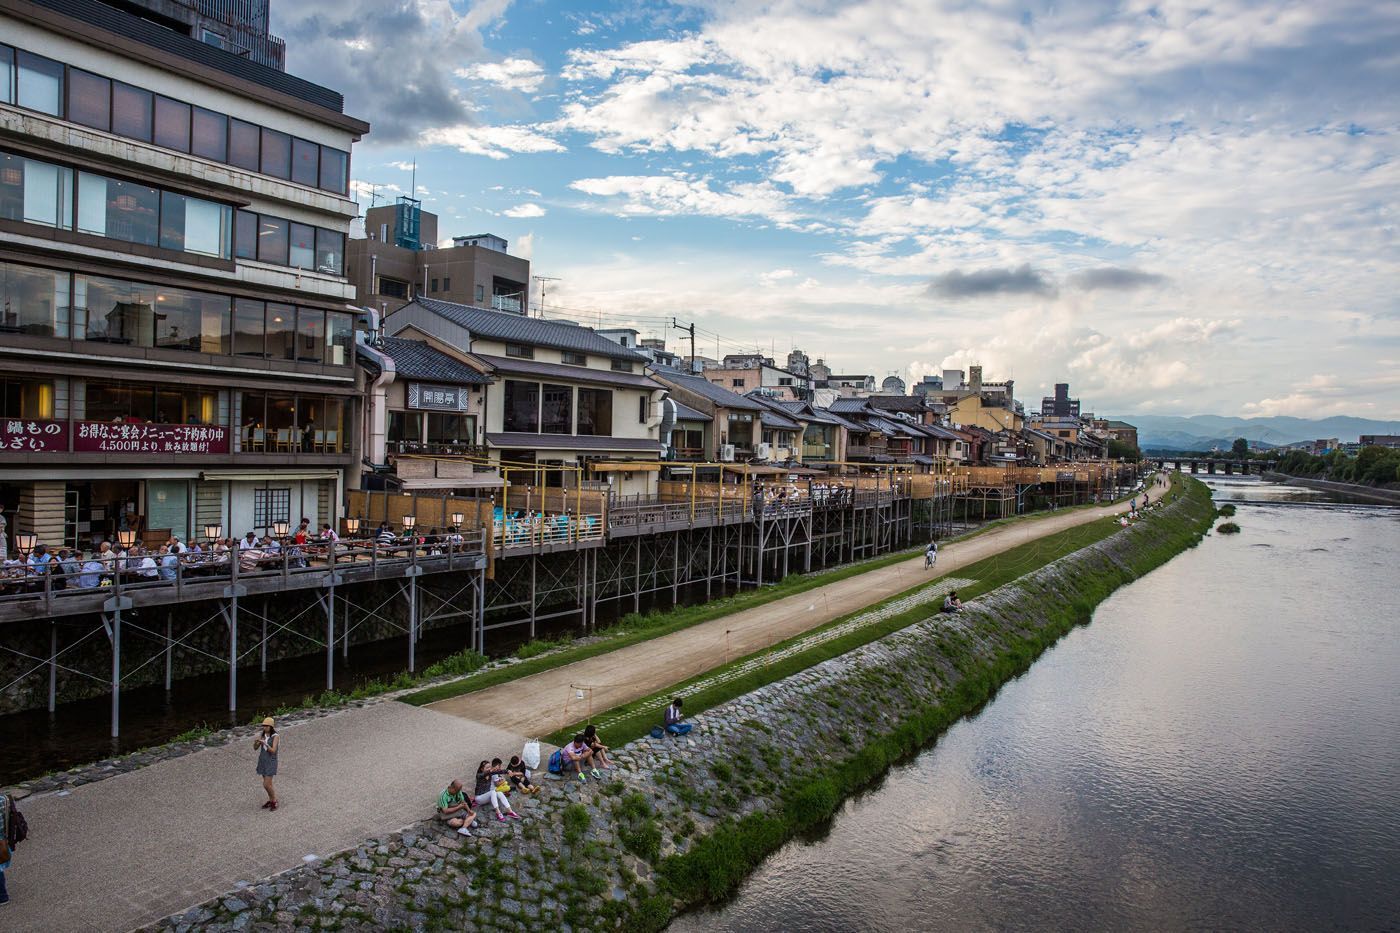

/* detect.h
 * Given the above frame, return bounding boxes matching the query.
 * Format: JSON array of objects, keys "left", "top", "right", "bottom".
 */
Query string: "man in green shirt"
[{"left": 436, "top": 779, "right": 476, "bottom": 835}]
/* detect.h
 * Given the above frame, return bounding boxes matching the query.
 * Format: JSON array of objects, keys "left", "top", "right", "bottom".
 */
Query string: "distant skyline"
[{"left": 274, "top": 0, "right": 1400, "bottom": 418}]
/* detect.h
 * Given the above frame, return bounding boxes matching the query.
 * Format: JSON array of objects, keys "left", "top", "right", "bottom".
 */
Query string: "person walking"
[
  {"left": 254, "top": 717, "right": 279, "bottom": 811},
  {"left": 0, "top": 789, "right": 25, "bottom": 906}
]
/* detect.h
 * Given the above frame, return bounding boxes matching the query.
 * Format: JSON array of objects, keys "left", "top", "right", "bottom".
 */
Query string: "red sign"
[
  {"left": 74, "top": 421, "right": 229, "bottom": 454},
  {"left": 1, "top": 419, "right": 69, "bottom": 452}
]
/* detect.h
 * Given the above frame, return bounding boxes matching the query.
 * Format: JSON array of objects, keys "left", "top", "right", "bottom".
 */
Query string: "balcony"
[
  {"left": 802, "top": 442, "right": 832, "bottom": 459},
  {"left": 491, "top": 295, "right": 522, "bottom": 313}
]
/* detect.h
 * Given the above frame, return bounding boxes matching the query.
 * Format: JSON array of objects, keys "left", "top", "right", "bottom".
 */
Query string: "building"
[
  {"left": 1359, "top": 434, "right": 1400, "bottom": 449},
  {"left": 379, "top": 297, "right": 664, "bottom": 495},
  {"left": 650, "top": 367, "right": 763, "bottom": 461},
  {"left": 877, "top": 374, "right": 907, "bottom": 395},
  {"left": 1041, "top": 383, "right": 1081, "bottom": 418},
  {"left": 1095, "top": 419, "right": 1139, "bottom": 453},
  {"left": 119, "top": 0, "right": 287, "bottom": 70},
  {"left": 0, "top": 0, "right": 367, "bottom": 548},
  {"left": 701, "top": 353, "right": 810, "bottom": 401},
  {"left": 346, "top": 201, "right": 530, "bottom": 316},
  {"left": 911, "top": 374, "right": 943, "bottom": 397},
  {"left": 826, "top": 373, "right": 876, "bottom": 398}
]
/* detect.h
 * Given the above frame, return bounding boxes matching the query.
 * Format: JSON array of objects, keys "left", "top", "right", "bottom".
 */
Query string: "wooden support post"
[
  {"left": 110, "top": 611, "right": 120, "bottom": 738},
  {"left": 48, "top": 622, "right": 57, "bottom": 713},
  {"left": 529, "top": 553, "right": 537, "bottom": 639},
  {"left": 325, "top": 587, "right": 336, "bottom": 692},
  {"left": 164, "top": 612, "right": 172, "bottom": 692},
  {"left": 227, "top": 593, "right": 238, "bottom": 714},
  {"left": 260, "top": 611, "right": 267, "bottom": 674}
]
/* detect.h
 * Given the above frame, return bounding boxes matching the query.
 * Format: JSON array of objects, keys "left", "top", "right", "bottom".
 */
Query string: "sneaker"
[
  {"left": 261, "top": 800, "right": 273, "bottom": 810},
  {"left": 508, "top": 811, "right": 522, "bottom": 820},
  {"left": 577, "top": 772, "right": 587, "bottom": 784},
  {"left": 268, "top": 801, "right": 278, "bottom": 811},
  {"left": 591, "top": 769, "right": 603, "bottom": 779},
  {"left": 456, "top": 827, "right": 474, "bottom": 837},
  {"left": 496, "top": 812, "right": 506, "bottom": 822}
]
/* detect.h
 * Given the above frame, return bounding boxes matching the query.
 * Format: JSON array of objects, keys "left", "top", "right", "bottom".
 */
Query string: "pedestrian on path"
[
  {"left": 254, "top": 717, "right": 279, "bottom": 811},
  {"left": 0, "top": 790, "right": 25, "bottom": 906},
  {"left": 925, "top": 540, "right": 938, "bottom": 569}
]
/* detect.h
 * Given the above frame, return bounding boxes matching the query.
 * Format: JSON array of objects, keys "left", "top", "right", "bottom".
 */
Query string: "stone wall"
[{"left": 148, "top": 478, "right": 1213, "bottom": 932}]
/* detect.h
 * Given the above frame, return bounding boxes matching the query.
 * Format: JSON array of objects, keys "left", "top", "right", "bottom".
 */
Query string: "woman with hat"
[{"left": 254, "top": 717, "right": 280, "bottom": 811}]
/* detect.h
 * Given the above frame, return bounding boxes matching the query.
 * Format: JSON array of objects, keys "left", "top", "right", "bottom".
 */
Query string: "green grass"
[
  {"left": 639, "top": 475, "right": 1214, "bottom": 917},
  {"left": 545, "top": 510, "right": 1130, "bottom": 748}
]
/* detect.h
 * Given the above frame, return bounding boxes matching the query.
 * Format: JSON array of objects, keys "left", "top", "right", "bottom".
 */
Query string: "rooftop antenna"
[{"left": 532, "top": 275, "right": 560, "bottom": 317}]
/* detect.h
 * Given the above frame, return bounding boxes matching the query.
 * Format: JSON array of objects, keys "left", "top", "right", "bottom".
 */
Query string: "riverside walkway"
[{"left": 3, "top": 491, "right": 1146, "bottom": 933}]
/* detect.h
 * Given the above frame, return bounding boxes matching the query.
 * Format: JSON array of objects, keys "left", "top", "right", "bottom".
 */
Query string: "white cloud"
[
  {"left": 504, "top": 202, "right": 547, "bottom": 218},
  {"left": 455, "top": 58, "right": 547, "bottom": 93},
  {"left": 569, "top": 173, "right": 800, "bottom": 224},
  {"left": 419, "top": 124, "right": 566, "bottom": 159}
]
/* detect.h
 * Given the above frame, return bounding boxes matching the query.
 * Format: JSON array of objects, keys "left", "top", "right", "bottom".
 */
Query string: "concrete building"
[
  {"left": 346, "top": 201, "right": 530, "bottom": 316},
  {"left": 702, "top": 353, "right": 810, "bottom": 401},
  {"left": 1359, "top": 434, "right": 1400, "bottom": 449},
  {"left": 0, "top": 0, "right": 366, "bottom": 548},
  {"left": 1041, "top": 383, "right": 1081, "bottom": 418}
]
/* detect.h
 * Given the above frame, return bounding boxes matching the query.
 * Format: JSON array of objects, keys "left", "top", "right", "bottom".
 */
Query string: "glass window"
[
  {"left": 233, "top": 298, "right": 264, "bottom": 357},
  {"left": 67, "top": 69, "right": 111, "bottom": 131},
  {"left": 239, "top": 391, "right": 266, "bottom": 431},
  {"left": 443, "top": 277, "right": 450, "bottom": 290},
  {"left": 0, "top": 45, "right": 12, "bottom": 105},
  {"left": 0, "top": 262, "right": 70, "bottom": 338},
  {"left": 257, "top": 215, "right": 288, "bottom": 264},
  {"left": 325, "top": 311, "right": 352, "bottom": 365},
  {"left": 541, "top": 384, "right": 572, "bottom": 434},
  {"left": 184, "top": 197, "right": 230, "bottom": 258},
  {"left": 260, "top": 128, "right": 290, "bottom": 178},
  {"left": 503, "top": 380, "right": 539, "bottom": 433},
  {"left": 16, "top": 51, "right": 62, "bottom": 116},
  {"left": 228, "top": 118, "right": 260, "bottom": 170},
  {"left": 475, "top": 284, "right": 485, "bottom": 302},
  {"left": 111, "top": 82, "right": 153, "bottom": 141},
  {"left": 320, "top": 397, "right": 345, "bottom": 451},
  {"left": 315, "top": 228, "right": 344, "bottom": 275},
  {"left": 294, "top": 307, "right": 324, "bottom": 363},
  {"left": 191, "top": 106, "right": 227, "bottom": 162},
  {"left": 561, "top": 351, "right": 587, "bottom": 366},
  {"left": 289, "top": 222, "right": 315, "bottom": 269},
  {"left": 576, "top": 388, "right": 613, "bottom": 436},
  {"left": 153, "top": 96, "right": 191, "bottom": 152},
  {"left": 265, "top": 302, "right": 295, "bottom": 360},
  {"left": 291, "top": 137, "right": 318, "bottom": 186},
  {"left": 611, "top": 359, "right": 634, "bottom": 372},
  {"left": 86, "top": 380, "right": 147, "bottom": 422},
  {"left": 78, "top": 275, "right": 157, "bottom": 345},
  {"left": 388, "top": 410, "right": 423, "bottom": 446},
  {"left": 159, "top": 192, "right": 187, "bottom": 252},
  {"left": 319, "top": 147, "right": 348, "bottom": 195},
  {"left": 153, "top": 285, "right": 230, "bottom": 354},
  {"left": 0, "top": 376, "right": 58, "bottom": 420},
  {"left": 427, "top": 412, "right": 475, "bottom": 446},
  {"left": 266, "top": 393, "right": 296, "bottom": 438},
  {"left": 234, "top": 209, "right": 257, "bottom": 259},
  {"left": 505, "top": 343, "right": 534, "bottom": 359},
  {"left": 430, "top": 278, "right": 438, "bottom": 293},
  {"left": 78, "top": 173, "right": 159, "bottom": 246},
  {"left": 0, "top": 153, "right": 73, "bottom": 229}
]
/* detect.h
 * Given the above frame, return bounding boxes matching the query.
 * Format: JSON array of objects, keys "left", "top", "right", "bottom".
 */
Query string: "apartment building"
[{"left": 0, "top": 0, "right": 367, "bottom": 548}]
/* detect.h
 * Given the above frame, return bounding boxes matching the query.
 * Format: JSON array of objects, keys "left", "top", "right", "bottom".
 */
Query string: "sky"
[{"left": 271, "top": 0, "right": 1400, "bottom": 418}]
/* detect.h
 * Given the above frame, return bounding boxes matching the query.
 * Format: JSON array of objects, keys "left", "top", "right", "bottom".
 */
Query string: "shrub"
[
  {"left": 1217, "top": 503, "right": 1236, "bottom": 517},
  {"left": 1217, "top": 521, "right": 1241, "bottom": 534}
]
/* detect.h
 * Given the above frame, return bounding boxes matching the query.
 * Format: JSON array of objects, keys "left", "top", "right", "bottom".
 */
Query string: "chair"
[
  {"left": 251, "top": 428, "right": 266, "bottom": 452},
  {"left": 275, "top": 428, "right": 293, "bottom": 452},
  {"left": 323, "top": 429, "right": 338, "bottom": 453},
  {"left": 313, "top": 430, "right": 326, "bottom": 451}
]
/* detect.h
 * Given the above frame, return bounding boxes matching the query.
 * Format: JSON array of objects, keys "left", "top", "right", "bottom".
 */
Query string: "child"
[{"left": 505, "top": 755, "right": 539, "bottom": 794}]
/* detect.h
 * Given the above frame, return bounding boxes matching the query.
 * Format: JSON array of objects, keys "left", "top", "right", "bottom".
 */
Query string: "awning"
[
  {"left": 398, "top": 474, "right": 502, "bottom": 489},
  {"left": 589, "top": 461, "right": 662, "bottom": 473},
  {"left": 200, "top": 469, "right": 342, "bottom": 481},
  {"left": 720, "top": 464, "right": 790, "bottom": 476}
]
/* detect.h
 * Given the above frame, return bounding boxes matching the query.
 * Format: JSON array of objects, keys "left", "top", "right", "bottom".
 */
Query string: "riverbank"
[
  {"left": 124, "top": 476, "right": 1209, "bottom": 932},
  {"left": 1260, "top": 471, "right": 1400, "bottom": 504}
]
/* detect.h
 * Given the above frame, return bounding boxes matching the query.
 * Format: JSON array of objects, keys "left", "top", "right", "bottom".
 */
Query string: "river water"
[{"left": 674, "top": 476, "right": 1400, "bottom": 931}]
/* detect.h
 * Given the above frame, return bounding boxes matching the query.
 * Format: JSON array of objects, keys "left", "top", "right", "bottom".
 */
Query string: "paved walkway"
[
  {"left": 3, "top": 703, "right": 526, "bottom": 933},
  {"left": 4, "top": 489, "right": 1146, "bottom": 932},
  {"left": 432, "top": 494, "right": 1143, "bottom": 737}
]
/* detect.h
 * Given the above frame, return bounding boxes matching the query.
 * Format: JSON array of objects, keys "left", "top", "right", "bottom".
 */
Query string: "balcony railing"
[{"left": 491, "top": 295, "right": 522, "bottom": 313}]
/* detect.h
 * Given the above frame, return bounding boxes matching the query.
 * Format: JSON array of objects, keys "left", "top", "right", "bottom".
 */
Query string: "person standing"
[
  {"left": 254, "top": 718, "right": 279, "bottom": 811},
  {"left": 925, "top": 540, "right": 938, "bottom": 569},
  {"left": 0, "top": 790, "right": 23, "bottom": 906}
]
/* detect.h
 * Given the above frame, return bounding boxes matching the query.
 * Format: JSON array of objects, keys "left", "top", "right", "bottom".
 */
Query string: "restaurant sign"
[
  {"left": 75, "top": 422, "right": 230, "bottom": 454},
  {"left": 408, "top": 383, "right": 470, "bottom": 412},
  {"left": 2, "top": 419, "right": 69, "bottom": 452}
]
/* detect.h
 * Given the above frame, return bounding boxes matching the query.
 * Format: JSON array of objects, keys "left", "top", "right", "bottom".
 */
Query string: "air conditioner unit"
[
  {"left": 720, "top": 444, "right": 736, "bottom": 462},
  {"left": 756, "top": 442, "right": 772, "bottom": 460}
]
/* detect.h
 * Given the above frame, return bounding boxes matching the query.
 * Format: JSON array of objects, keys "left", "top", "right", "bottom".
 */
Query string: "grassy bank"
[{"left": 642, "top": 475, "right": 1212, "bottom": 921}]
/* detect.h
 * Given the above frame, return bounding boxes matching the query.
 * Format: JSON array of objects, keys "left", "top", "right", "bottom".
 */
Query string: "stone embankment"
[
  {"left": 1261, "top": 471, "right": 1400, "bottom": 505},
  {"left": 150, "top": 479, "right": 1213, "bottom": 933}
]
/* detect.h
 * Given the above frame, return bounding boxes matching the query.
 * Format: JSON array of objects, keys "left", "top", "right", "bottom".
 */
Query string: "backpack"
[
  {"left": 9, "top": 798, "right": 27, "bottom": 845},
  {"left": 547, "top": 749, "right": 564, "bottom": 775}
]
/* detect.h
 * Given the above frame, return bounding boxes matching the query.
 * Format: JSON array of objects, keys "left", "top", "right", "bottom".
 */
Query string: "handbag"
[
  {"left": 521, "top": 740, "right": 541, "bottom": 770},
  {"left": 494, "top": 780, "right": 511, "bottom": 794}
]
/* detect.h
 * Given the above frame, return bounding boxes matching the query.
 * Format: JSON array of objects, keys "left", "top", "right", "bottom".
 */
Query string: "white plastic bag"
[{"left": 522, "top": 739, "right": 541, "bottom": 770}]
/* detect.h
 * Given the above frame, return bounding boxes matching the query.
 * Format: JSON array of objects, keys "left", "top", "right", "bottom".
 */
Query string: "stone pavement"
[
  {"left": 432, "top": 494, "right": 1140, "bottom": 737},
  {"left": 2, "top": 703, "right": 526, "bottom": 933}
]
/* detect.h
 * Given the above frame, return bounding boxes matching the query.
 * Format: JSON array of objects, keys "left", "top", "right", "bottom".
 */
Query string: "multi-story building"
[
  {"left": 1359, "top": 434, "right": 1400, "bottom": 449},
  {"left": 701, "top": 352, "right": 809, "bottom": 401},
  {"left": 1041, "top": 382, "right": 1081, "bottom": 418},
  {"left": 650, "top": 367, "right": 763, "bottom": 462},
  {"left": 0, "top": 0, "right": 367, "bottom": 548},
  {"left": 346, "top": 201, "right": 530, "bottom": 316}
]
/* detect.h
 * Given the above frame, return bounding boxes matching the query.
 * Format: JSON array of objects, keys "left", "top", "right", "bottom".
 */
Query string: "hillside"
[{"left": 1111, "top": 414, "right": 1400, "bottom": 452}]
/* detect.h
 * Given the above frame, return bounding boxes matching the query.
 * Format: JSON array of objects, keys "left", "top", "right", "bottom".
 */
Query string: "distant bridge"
[{"left": 1154, "top": 458, "right": 1277, "bottom": 476}]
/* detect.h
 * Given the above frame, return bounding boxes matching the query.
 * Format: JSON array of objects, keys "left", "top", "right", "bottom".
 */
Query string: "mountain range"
[{"left": 1108, "top": 414, "right": 1400, "bottom": 452}]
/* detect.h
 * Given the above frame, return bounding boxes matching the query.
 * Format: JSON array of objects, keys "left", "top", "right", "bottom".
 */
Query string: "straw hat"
[{"left": 261, "top": 717, "right": 275, "bottom": 727}]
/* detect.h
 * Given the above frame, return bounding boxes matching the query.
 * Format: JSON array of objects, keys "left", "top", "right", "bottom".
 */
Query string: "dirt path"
[{"left": 430, "top": 492, "right": 1146, "bottom": 737}]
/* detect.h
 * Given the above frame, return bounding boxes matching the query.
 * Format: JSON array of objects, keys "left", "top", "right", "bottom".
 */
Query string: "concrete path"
[
  {"left": 4, "top": 486, "right": 1149, "bottom": 932},
  {"left": 432, "top": 494, "right": 1143, "bottom": 738},
  {"left": 3, "top": 703, "right": 526, "bottom": 933}
]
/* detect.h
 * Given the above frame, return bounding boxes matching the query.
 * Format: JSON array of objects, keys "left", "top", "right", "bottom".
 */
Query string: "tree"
[
  {"left": 1230, "top": 437, "right": 1249, "bottom": 458},
  {"left": 1107, "top": 438, "right": 1141, "bottom": 461}
]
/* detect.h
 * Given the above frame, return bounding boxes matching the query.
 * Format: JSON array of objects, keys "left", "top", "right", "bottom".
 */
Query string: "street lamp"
[
  {"left": 401, "top": 515, "right": 416, "bottom": 532},
  {"left": 344, "top": 516, "right": 361, "bottom": 537},
  {"left": 14, "top": 532, "right": 36, "bottom": 558},
  {"left": 450, "top": 511, "right": 464, "bottom": 530},
  {"left": 117, "top": 529, "right": 137, "bottom": 550},
  {"left": 204, "top": 523, "right": 222, "bottom": 544},
  {"left": 272, "top": 519, "right": 290, "bottom": 538}
]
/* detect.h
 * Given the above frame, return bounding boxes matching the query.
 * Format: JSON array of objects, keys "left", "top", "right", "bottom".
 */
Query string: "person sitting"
[
  {"left": 77, "top": 555, "right": 103, "bottom": 589},
  {"left": 376, "top": 523, "right": 396, "bottom": 547},
  {"left": 436, "top": 778, "right": 476, "bottom": 836},
  {"left": 56, "top": 548, "right": 79, "bottom": 590},
  {"left": 941, "top": 591, "right": 964, "bottom": 613},
  {"left": 319, "top": 523, "right": 339, "bottom": 546},
  {"left": 158, "top": 545, "right": 179, "bottom": 582},
  {"left": 473, "top": 760, "right": 521, "bottom": 820},
  {"left": 135, "top": 547, "right": 160, "bottom": 579},
  {"left": 582, "top": 725, "right": 614, "bottom": 771},
  {"left": 664, "top": 698, "right": 692, "bottom": 736},
  {"left": 239, "top": 531, "right": 259, "bottom": 550},
  {"left": 505, "top": 755, "right": 539, "bottom": 795},
  {"left": 293, "top": 519, "right": 311, "bottom": 546},
  {"left": 561, "top": 733, "right": 598, "bottom": 782},
  {"left": 168, "top": 535, "right": 188, "bottom": 556}
]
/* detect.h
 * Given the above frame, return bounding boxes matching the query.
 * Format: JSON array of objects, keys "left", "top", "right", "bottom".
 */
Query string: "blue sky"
[{"left": 272, "top": 0, "right": 1400, "bottom": 418}]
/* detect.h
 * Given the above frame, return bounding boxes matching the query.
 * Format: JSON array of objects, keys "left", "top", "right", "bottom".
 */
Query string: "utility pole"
[
  {"left": 671, "top": 317, "right": 697, "bottom": 370},
  {"left": 532, "top": 275, "right": 560, "bottom": 317}
]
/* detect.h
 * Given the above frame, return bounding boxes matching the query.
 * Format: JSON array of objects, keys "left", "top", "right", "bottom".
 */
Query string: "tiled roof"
[
  {"left": 828, "top": 398, "right": 874, "bottom": 413},
  {"left": 486, "top": 433, "right": 660, "bottom": 452},
  {"left": 777, "top": 401, "right": 842, "bottom": 425},
  {"left": 414, "top": 297, "right": 648, "bottom": 361},
  {"left": 671, "top": 400, "right": 712, "bottom": 422},
  {"left": 760, "top": 410, "right": 803, "bottom": 431},
  {"left": 375, "top": 337, "right": 492, "bottom": 385},
  {"left": 650, "top": 368, "right": 766, "bottom": 411},
  {"left": 474, "top": 355, "right": 664, "bottom": 390}
]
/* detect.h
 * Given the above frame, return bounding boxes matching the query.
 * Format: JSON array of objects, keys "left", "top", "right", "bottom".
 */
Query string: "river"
[{"left": 674, "top": 475, "right": 1400, "bottom": 931}]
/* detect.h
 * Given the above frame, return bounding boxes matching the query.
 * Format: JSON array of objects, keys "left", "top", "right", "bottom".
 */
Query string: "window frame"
[
  {"left": 505, "top": 343, "right": 535, "bottom": 360},
  {"left": 561, "top": 350, "right": 587, "bottom": 366}
]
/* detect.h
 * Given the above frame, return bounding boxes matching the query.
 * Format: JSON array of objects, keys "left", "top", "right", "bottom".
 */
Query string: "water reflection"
[{"left": 675, "top": 478, "right": 1400, "bottom": 932}]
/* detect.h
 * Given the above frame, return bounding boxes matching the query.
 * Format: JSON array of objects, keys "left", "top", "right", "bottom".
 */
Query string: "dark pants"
[{"left": 0, "top": 866, "right": 9, "bottom": 903}]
